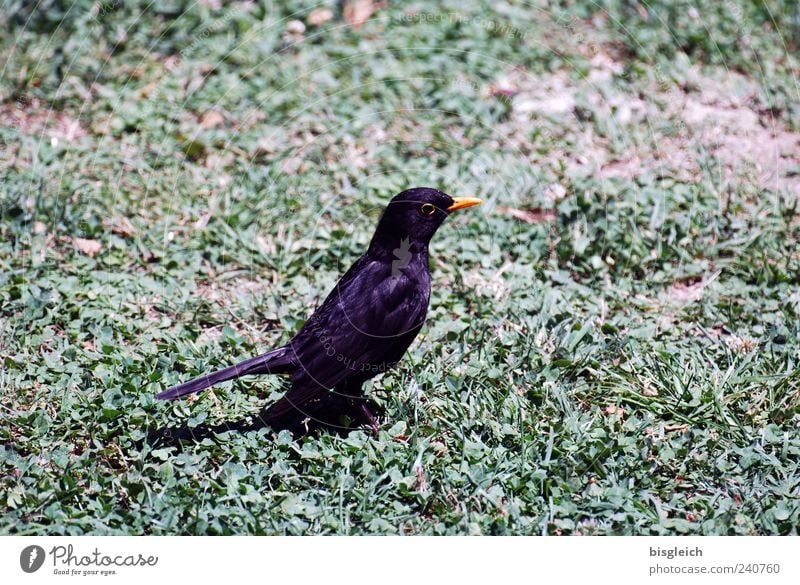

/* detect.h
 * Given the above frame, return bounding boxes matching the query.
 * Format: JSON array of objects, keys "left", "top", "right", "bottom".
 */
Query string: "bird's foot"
[
  {"left": 357, "top": 403, "right": 380, "bottom": 435},
  {"left": 341, "top": 396, "right": 383, "bottom": 434}
]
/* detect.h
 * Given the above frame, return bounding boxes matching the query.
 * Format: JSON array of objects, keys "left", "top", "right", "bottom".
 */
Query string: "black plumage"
[{"left": 157, "top": 187, "right": 481, "bottom": 433}]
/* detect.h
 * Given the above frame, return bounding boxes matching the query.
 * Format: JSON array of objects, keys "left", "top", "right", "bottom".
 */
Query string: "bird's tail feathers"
[{"left": 156, "top": 346, "right": 293, "bottom": 400}]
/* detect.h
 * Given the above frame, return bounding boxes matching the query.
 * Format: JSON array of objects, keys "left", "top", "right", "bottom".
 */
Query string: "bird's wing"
[{"left": 287, "top": 256, "right": 429, "bottom": 392}]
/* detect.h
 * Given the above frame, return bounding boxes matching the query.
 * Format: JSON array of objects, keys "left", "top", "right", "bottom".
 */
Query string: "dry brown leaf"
[
  {"left": 344, "top": 0, "right": 379, "bottom": 29},
  {"left": 727, "top": 335, "right": 756, "bottom": 354},
  {"left": 667, "top": 280, "right": 704, "bottom": 303},
  {"left": 199, "top": 110, "right": 224, "bottom": 130},
  {"left": 413, "top": 462, "right": 428, "bottom": 492},
  {"left": 666, "top": 273, "right": 719, "bottom": 304},
  {"left": 103, "top": 216, "right": 135, "bottom": 237},
  {"left": 498, "top": 206, "right": 556, "bottom": 223},
  {"left": 138, "top": 81, "right": 159, "bottom": 99},
  {"left": 487, "top": 79, "right": 519, "bottom": 97},
  {"left": 308, "top": 8, "right": 333, "bottom": 26},
  {"left": 281, "top": 157, "right": 306, "bottom": 174},
  {"left": 642, "top": 381, "right": 658, "bottom": 397},
  {"left": 664, "top": 424, "right": 689, "bottom": 432},
  {"left": 286, "top": 19, "right": 306, "bottom": 34},
  {"left": 74, "top": 238, "right": 102, "bottom": 257},
  {"left": 254, "top": 136, "right": 277, "bottom": 156}
]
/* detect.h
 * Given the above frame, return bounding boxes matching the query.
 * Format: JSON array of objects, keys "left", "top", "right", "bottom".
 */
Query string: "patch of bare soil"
[
  {"left": 499, "top": 59, "right": 800, "bottom": 192},
  {"left": 0, "top": 97, "right": 88, "bottom": 144}
]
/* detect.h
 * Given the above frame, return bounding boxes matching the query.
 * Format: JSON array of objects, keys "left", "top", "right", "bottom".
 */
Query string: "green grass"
[{"left": 1, "top": 0, "right": 799, "bottom": 535}]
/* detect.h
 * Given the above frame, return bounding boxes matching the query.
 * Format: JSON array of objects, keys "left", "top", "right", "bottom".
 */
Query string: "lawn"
[{"left": 1, "top": 0, "right": 799, "bottom": 535}]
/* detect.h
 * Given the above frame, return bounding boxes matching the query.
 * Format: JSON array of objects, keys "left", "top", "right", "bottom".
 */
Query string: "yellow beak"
[{"left": 446, "top": 197, "right": 483, "bottom": 212}]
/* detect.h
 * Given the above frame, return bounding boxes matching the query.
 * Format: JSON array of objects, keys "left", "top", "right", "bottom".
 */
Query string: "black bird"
[{"left": 157, "top": 188, "right": 482, "bottom": 432}]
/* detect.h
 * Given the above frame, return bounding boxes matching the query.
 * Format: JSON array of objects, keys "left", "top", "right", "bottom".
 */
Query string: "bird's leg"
[
  {"left": 356, "top": 402, "right": 380, "bottom": 434},
  {"left": 338, "top": 380, "right": 383, "bottom": 434}
]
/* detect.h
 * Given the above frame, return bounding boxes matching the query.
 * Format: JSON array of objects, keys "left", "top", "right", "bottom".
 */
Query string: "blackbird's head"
[{"left": 369, "top": 187, "right": 482, "bottom": 253}]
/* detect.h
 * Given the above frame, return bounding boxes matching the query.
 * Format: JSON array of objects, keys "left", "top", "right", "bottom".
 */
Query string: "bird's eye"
[{"left": 420, "top": 203, "right": 437, "bottom": 216}]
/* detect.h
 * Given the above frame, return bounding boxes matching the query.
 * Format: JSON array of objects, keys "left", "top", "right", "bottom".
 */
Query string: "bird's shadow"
[
  {"left": 147, "top": 398, "right": 383, "bottom": 449},
  {"left": 146, "top": 412, "right": 269, "bottom": 447}
]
